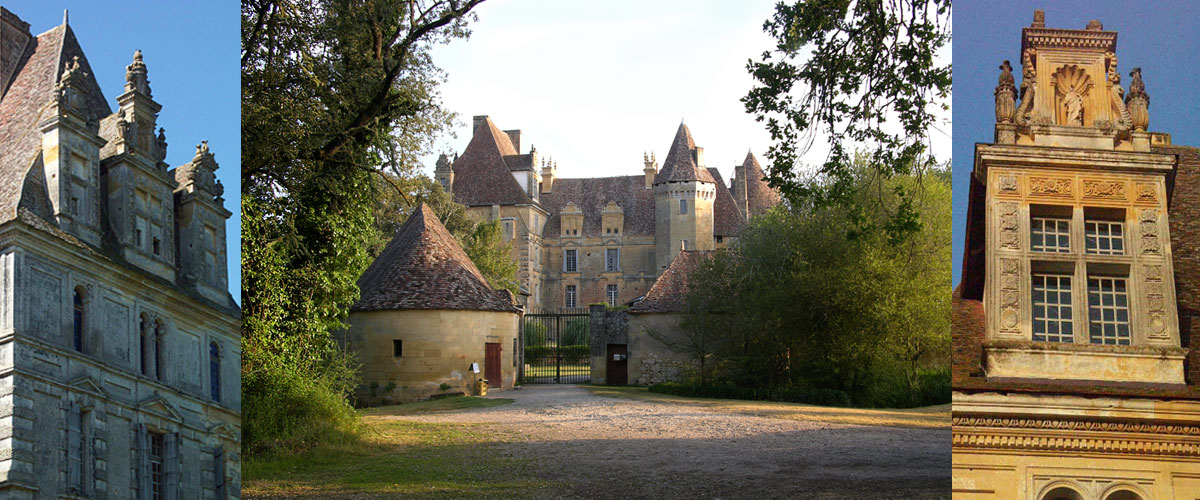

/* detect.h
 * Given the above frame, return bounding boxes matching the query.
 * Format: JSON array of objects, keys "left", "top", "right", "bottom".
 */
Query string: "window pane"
[
  {"left": 1031, "top": 217, "right": 1071, "bottom": 252},
  {"left": 1087, "top": 276, "right": 1130, "bottom": 345},
  {"left": 1032, "top": 274, "right": 1073, "bottom": 343}
]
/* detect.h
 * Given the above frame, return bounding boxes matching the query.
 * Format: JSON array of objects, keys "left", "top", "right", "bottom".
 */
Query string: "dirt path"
[{"left": 384, "top": 385, "right": 950, "bottom": 499}]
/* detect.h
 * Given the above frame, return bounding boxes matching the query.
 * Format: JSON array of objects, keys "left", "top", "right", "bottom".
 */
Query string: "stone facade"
[
  {"left": 0, "top": 8, "right": 239, "bottom": 500},
  {"left": 953, "top": 12, "right": 1200, "bottom": 500},
  {"left": 442, "top": 116, "right": 774, "bottom": 310}
]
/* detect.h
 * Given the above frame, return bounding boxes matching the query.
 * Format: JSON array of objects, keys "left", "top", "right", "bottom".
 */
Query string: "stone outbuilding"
[
  {"left": 344, "top": 203, "right": 520, "bottom": 405},
  {"left": 591, "top": 250, "right": 711, "bottom": 386}
]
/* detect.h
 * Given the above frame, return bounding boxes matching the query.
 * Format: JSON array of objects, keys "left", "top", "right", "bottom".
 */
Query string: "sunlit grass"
[{"left": 584, "top": 385, "right": 950, "bottom": 429}]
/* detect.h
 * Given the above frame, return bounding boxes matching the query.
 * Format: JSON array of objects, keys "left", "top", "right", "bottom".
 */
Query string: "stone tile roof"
[
  {"left": 0, "top": 23, "right": 110, "bottom": 223},
  {"left": 353, "top": 203, "right": 518, "bottom": 312},
  {"left": 629, "top": 250, "right": 712, "bottom": 313},
  {"left": 450, "top": 116, "right": 532, "bottom": 207},
  {"left": 952, "top": 144, "right": 1200, "bottom": 400},
  {"left": 740, "top": 152, "right": 780, "bottom": 216},
  {"left": 541, "top": 175, "right": 655, "bottom": 237},
  {"left": 707, "top": 168, "right": 743, "bottom": 237},
  {"left": 504, "top": 153, "right": 534, "bottom": 172},
  {"left": 656, "top": 123, "right": 714, "bottom": 184}
]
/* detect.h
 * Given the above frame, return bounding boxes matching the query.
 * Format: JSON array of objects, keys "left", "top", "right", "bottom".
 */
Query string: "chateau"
[
  {"left": 0, "top": 8, "right": 240, "bottom": 499},
  {"left": 436, "top": 115, "right": 779, "bottom": 309},
  {"left": 953, "top": 11, "right": 1200, "bottom": 500}
]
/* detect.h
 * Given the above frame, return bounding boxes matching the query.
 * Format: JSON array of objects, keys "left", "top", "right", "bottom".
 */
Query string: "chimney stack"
[
  {"left": 473, "top": 115, "right": 489, "bottom": 133},
  {"left": 504, "top": 129, "right": 522, "bottom": 152},
  {"left": 643, "top": 151, "right": 658, "bottom": 189}
]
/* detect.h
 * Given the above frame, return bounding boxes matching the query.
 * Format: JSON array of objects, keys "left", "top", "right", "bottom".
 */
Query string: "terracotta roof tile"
[
  {"left": 450, "top": 116, "right": 531, "bottom": 207},
  {"left": 541, "top": 175, "right": 655, "bottom": 237},
  {"left": 656, "top": 123, "right": 714, "bottom": 184},
  {"left": 629, "top": 250, "right": 712, "bottom": 313},
  {"left": 353, "top": 203, "right": 518, "bottom": 312},
  {"left": 707, "top": 168, "right": 743, "bottom": 237}
]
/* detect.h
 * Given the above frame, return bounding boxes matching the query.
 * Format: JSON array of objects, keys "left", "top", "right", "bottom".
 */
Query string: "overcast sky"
[
  {"left": 952, "top": 0, "right": 1200, "bottom": 285},
  {"left": 8, "top": 1, "right": 241, "bottom": 301},
  {"left": 421, "top": 0, "right": 784, "bottom": 182}
]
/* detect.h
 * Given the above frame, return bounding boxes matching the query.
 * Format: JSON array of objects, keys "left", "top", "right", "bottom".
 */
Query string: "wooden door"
[
  {"left": 484, "top": 342, "right": 502, "bottom": 387},
  {"left": 606, "top": 344, "right": 628, "bottom": 385}
]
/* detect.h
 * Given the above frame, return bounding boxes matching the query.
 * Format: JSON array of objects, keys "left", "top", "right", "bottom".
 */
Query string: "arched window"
[
  {"left": 72, "top": 287, "right": 85, "bottom": 352},
  {"left": 209, "top": 342, "right": 221, "bottom": 402},
  {"left": 154, "top": 320, "right": 165, "bottom": 382},
  {"left": 140, "top": 314, "right": 151, "bottom": 376}
]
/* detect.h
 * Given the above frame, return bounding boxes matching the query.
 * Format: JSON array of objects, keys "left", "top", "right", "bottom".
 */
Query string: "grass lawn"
[
  {"left": 244, "top": 396, "right": 550, "bottom": 499},
  {"left": 584, "top": 385, "right": 950, "bottom": 429}
]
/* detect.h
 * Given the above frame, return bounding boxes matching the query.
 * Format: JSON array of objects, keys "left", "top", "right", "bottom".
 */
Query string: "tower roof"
[
  {"left": 656, "top": 123, "right": 714, "bottom": 184},
  {"left": 353, "top": 203, "right": 518, "bottom": 313},
  {"left": 630, "top": 250, "right": 712, "bottom": 313},
  {"left": 0, "top": 22, "right": 110, "bottom": 223},
  {"left": 449, "top": 116, "right": 534, "bottom": 207},
  {"left": 707, "top": 168, "right": 744, "bottom": 237},
  {"left": 741, "top": 152, "right": 781, "bottom": 216}
]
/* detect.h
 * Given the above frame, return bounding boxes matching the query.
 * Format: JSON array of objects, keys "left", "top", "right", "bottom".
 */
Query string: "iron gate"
[{"left": 522, "top": 309, "right": 590, "bottom": 383}]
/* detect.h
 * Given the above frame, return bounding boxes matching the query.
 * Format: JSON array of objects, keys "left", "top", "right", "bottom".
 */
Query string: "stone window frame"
[
  {"left": 679, "top": 199, "right": 688, "bottom": 215},
  {"left": 66, "top": 401, "right": 91, "bottom": 495},
  {"left": 1031, "top": 273, "right": 1074, "bottom": 343},
  {"left": 1031, "top": 216, "right": 1071, "bottom": 253},
  {"left": 209, "top": 341, "right": 222, "bottom": 402},
  {"left": 563, "top": 249, "right": 578, "bottom": 273},
  {"left": 1084, "top": 220, "right": 1125, "bottom": 255},
  {"left": 565, "top": 285, "right": 577, "bottom": 308},
  {"left": 605, "top": 248, "right": 620, "bottom": 272},
  {"left": 72, "top": 285, "right": 87, "bottom": 353},
  {"left": 606, "top": 284, "right": 618, "bottom": 307},
  {"left": 213, "top": 447, "right": 226, "bottom": 499},
  {"left": 1087, "top": 275, "right": 1131, "bottom": 345}
]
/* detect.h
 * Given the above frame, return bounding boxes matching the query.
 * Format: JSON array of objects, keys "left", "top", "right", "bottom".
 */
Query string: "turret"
[
  {"left": 434, "top": 153, "right": 453, "bottom": 192},
  {"left": 541, "top": 158, "right": 557, "bottom": 194},
  {"left": 653, "top": 123, "right": 715, "bottom": 272},
  {"left": 41, "top": 51, "right": 106, "bottom": 246},
  {"left": 173, "top": 141, "right": 231, "bottom": 303},
  {"left": 101, "top": 50, "right": 176, "bottom": 280}
]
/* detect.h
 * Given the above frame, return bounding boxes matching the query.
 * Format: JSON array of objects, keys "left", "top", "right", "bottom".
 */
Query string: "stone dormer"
[
  {"left": 101, "top": 50, "right": 176, "bottom": 280},
  {"left": 43, "top": 52, "right": 107, "bottom": 246},
  {"left": 995, "top": 10, "right": 1151, "bottom": 151},
  {"left": 173, "top": 142, "right": 231, "bottom": 304},
  {"left": 434, "top": 153, "right": 453, "bottom": 193},
  {"left": 560, "top": 201, "right": 582, "bottom": 237},
  {"left": 601, "top": 200, "right": 624, "bottom": 237}
]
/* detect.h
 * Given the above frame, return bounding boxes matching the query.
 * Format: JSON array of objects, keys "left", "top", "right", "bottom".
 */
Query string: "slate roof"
[
  {"left": 708, "top": 168, "right": 744, "bottom": 237},
  {"left": 740, "top": 152, "right": 780, "bottom": 216},
  {"left": 450, "top": 116, "right": 532, "bottom": 207},
  {"left": 655, "top": 123, "right": 714, "bottom": 184},
  {"left": 629, "top": 250, "right": 712, "bottom": 313},
  {"left": 0, "top": 23, "right": 110, "bottom": 223},
  {"left": 952, "top": 144, "right": 1200, "bottom": 400},
  {"left": 353, "top": 203, "right": 518, "bottom": 312},
  {"left": 541, "top": 175, "right": 655, "bottom": 237}
]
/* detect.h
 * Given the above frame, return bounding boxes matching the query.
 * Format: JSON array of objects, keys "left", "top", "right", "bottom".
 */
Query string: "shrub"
[
  {"left": 560, "top": 318, "right": 589, "bottom": 346},
  {"left": 242, "top": 354, "right": 361, "bottom": 455},
  {"left": 524, "top": 322, "right": 547, "bottom": 346}
]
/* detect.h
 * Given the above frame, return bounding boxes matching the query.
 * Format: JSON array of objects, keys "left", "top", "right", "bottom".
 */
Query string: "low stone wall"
[
  {"left": 635, "top": 352, "right": 689, "bottom": 386},
  {"left": 588, "top": 306, "right": 693, "bottom": 386}
]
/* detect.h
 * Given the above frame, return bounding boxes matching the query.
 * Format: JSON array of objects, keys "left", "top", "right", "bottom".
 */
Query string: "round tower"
[{"left": 653, "top": 123, "right": 716, "bottom": 272}]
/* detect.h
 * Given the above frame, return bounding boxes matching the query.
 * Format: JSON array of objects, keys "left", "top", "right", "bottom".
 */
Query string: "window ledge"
[{"left": 983, "top": 340, "right": 1187, "bottom": 384}]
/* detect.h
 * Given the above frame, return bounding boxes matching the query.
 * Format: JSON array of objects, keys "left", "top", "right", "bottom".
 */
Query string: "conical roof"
[
  {"left": 741, "top": 152, "right": 781, "bottom": 216},
  {"left": 449, "top": 116, "right": 533, "bottom": 207},
  {"left": 655, "top": 123, "right": 714, "bottom": 184},
  {"left": 353, "top": 203, "right": 518, "bottom": 312}
]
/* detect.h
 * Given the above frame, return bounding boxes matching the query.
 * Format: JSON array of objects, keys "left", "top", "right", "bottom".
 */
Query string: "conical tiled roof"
[
  {"left": 630, "top": 250, "right": 712, "bottom": 313},
  {"left": 450, "top": 116, "right": 533, "bottom": 207},
  {"left": 353, "top": 203, "right": 518, "bottom": 312},
  {"left": 0, "top": 23, "right": 111, "bottom": 223},
  {"left": 708, "top": 168, "right": 744, "bottom": 237},
  {"left": 655, "top": 123, "right": 714, "bottom": 184},
  {"left": 741, "top": 152, "right": 780, "bottom": 216}
]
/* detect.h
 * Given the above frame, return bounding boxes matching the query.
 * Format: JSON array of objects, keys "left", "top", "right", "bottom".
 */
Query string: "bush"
[
  {"left": 524, "top": 344, "right": 589, "bottom": 364},
  {"left": 560, "top": 318, "right": 589, "bottom": 346},
  {"left": 524, "top": 322, "right": 547, "bottom": 346},
  {"left": 242, "top": 355, "right": 361, "bottom": 455}
]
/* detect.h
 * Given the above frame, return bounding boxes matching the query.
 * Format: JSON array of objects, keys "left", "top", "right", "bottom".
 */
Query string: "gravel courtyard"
[{"left": 383, "top": 384, "right": 951, "bottom": 499}]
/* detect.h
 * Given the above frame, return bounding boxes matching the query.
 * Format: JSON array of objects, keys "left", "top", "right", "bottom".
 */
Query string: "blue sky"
[
  {"left": 6, "top": 1, "right": 241, "bottom": 301},
  {"left": 952, "top": 0, "right": 1200, "bottom": 286}
]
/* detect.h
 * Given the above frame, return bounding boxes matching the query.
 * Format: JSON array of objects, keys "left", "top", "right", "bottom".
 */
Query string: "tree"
[
  {"left": 744, "top": 0, "right": 951, "bottom": 241},
  {"left": 650, "top": 250, "right": 741, "bottom": 387},
  {"left": 240, "top": 0, "right": 484, "bottom": 451},
  {"left": 462, "top": 219, "right": 520, "bottom": 295}
]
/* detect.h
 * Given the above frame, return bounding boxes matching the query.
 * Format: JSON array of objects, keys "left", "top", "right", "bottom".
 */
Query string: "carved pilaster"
[
  {"left": 999, "top": 258, "right": 1021, "bottom": 334},
  {"left": 999, "top": 202, "right": 1020, "bottom": 250},
  {"left": 1143, "top": 264, "right": 1169, "bottom": 341},
  {"left": 1138, "top": 208, "right": 1161, "bottom": 255}
]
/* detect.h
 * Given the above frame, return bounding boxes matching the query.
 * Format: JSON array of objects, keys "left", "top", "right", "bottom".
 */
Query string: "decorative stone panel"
[
  {"left": 1028, "top": 177, "right": 1073, "bottom": 197},
  {"left": 999, "top": 258, "right": 1021, "bottom": 334},
  {"left": 1081, "top": 179, "right": 1126, "bottom": 200},
  {"left": 998, "top": 202, "right": 1020, "bottom": 250},
  {"left": 1138, "top": 208, "right": 1161, "bottom": 255}
]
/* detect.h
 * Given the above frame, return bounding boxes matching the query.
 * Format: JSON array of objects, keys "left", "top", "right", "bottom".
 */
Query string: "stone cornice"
[
  {"left": 1022, "top": 27, "right": 1117, "bottom": 54},
  {"left": 973, "top": 143, "right": 1177, "bottom": 182},
  {"left": 953, "top": 415, "right": 1200, "bottom": 458}
]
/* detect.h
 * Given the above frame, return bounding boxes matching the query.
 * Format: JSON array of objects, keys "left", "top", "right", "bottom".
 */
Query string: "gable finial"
[{"left": 63, "top": 9, "right": 68, "bottom": 26}]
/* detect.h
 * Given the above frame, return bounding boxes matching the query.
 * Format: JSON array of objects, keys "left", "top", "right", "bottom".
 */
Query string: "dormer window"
[{"left": 1031, "top": 217, "right": 1070, "bottom": 252}]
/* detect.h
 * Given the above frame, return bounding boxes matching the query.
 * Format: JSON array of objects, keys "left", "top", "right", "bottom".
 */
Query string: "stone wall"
[
  {"left": 588, "top": 304, "right": 627, "bottom": 384},
  {"left": 343, "top": 308, "right": 519, "bottom": 405},
  {"left": 587, "top": 306, "right": 693, "bottom": 386}
]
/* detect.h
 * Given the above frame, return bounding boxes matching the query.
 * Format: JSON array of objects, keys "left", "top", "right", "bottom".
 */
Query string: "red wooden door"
[{"left": 484, "top": 342, "right": 502, "bottom": 386}]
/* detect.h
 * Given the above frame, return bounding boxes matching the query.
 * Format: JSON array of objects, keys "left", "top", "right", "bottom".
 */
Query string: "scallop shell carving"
[{"left": 1052, "top": 65, "right": 1093, "bottom": 126}]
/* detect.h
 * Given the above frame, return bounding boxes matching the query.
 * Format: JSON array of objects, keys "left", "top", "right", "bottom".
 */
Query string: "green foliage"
[
  {"left": 668, "top": 160, "right": 951, "bottom": 408},
  {"left": 241, "top": 0, "right": 483, "bottom": 454},
  {"left": 559, "top": 318, "right": 590, "bottom": 346},
  {"left": 462, "top": 220, "right": 519, "bottom": 294},
  {"left": 523, "top": 322, "right": 547, "bottom": 346},
  {"left": 523, "top": 344, "right": 588, "bottom": 364},
  {"left": 744, "top": 0, "right": 951, "bottom": 240}
]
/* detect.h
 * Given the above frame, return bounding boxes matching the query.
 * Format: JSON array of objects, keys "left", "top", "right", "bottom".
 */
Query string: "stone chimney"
[
  {"left": 0, "top": 7, "right": 32, "bottom": 100},
  {"left": 692, "top": 146, "right": 705, "bottom": 168},
  {"left": 505, "top": 129, "right": 522, "bottom": 152},
  {"left": 643, "top": 151, "right": 658, "bottom": 189},
  {"left": 473, "top": 115, "right": 488, "bottom": 132},
  {"left": 541, "top": 157, "right": 556, "bottom": 194}
]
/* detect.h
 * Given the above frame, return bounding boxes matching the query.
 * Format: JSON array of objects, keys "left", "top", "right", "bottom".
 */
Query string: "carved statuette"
[
  {"left": 155, "top": 128, "right": 168, "bottom": 164},
  {"left": 124, "top": 49, "right": 151, "bottom": 96},
  {"left": 195, "top": 140, "right": 211, "bottom": 158},
  {"left": 995, "top": 60, "right": 1016, "bottom": 124},
  {"left": 1126, "top": 67, "right": 1150, "bottom": 131},
  {"left": 1015, "top": 48, "right": 1037, "bottom": 126}
]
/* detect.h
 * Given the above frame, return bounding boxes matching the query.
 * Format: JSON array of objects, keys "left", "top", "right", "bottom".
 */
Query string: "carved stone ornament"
[
  {"left": 999, "top": 257, "right": 1020, "bottom": 332},
  {"left": 1052, "top": 65, "right": 1092, "bottom": 126},
  {"left": 1028, "top": 177, "right": 1072, "bottom": 196},
  {"left": 953, "top": 416, "right": 1200, "bottom": 458},
  {"left": 1136, "top": 183, "right": 1157, "bottom": 202},
  {"left": 1082, "top": 180, "right": 1126, "bottom": 199},
  {"left": 995, "top": 60, "right": 1017, "bottom": 124},
  {"left": 1126, "top": 67, "right": 1150, "bottom": 131},
  {"left": 998, "top": 175, "right": 1019, "bottom": 194},
  {"left": 124, "top": 49, "right": 151, "bottom": 96},
  {"left": 999, "top": 202, "right": 1020, "bottom": 250},
  {"left": 1144, "top": 264, "right": 1163, "bottom": 281},
  {"left": 1140, "top": 209, "right": 1161, "bottom": 255},
  {"left": 1015, "top": 48, "right": 1037, "bottom": 126},
  {"left": 1104, "top": 51, "right": 1133, "bottom": 132},
  {"left": 1144, "top": 266, "right": 1169, "bottom": 339}
]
